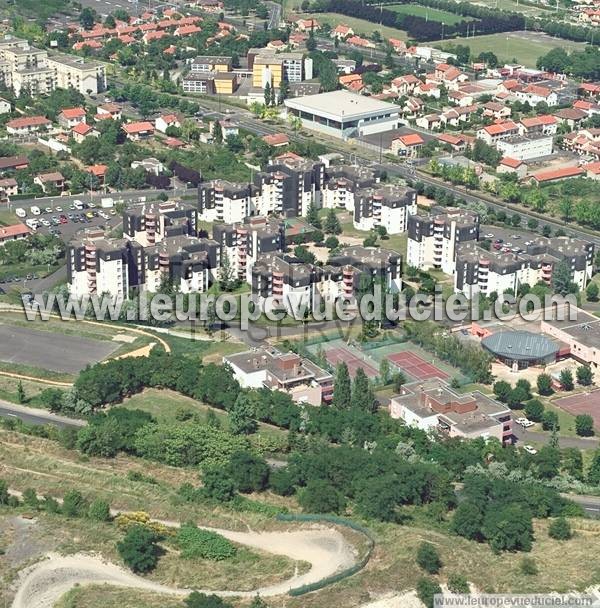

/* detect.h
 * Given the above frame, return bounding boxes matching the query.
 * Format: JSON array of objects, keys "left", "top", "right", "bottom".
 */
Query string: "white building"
[
  {"left": 496, "top": 134, "right": 553, "bottom": 161},
  {"left": 353, "top": 185, "right": 417, "bottom": 234},
  {"left": 406, "top": 209, "right": 479, "bottom": 274},
  {"left": 285, "top": 90, "right": 400, "bottom": 139}
]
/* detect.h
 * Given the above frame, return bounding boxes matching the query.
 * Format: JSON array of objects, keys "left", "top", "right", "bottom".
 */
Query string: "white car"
[
  {"left": 40, "top": 218, "right": 51, "bottom": 227},
  {"left": 44, "top": 207, "right": 52, "bottom": 214},
  {"left": 30, "top": 206, "right": 41, "bottom": 216},
  {"left": 15, "top": 207, "right": 26, "bottom": 218},
  {"left": 484, "top": 233, "right": 494, "bottom": 238},
  {"left": 515, "top": 417, "right": 534, "bottom": 428},
  {"left": 88, "top": 202, "right": 96, "bottom": 208},
  {"left": 55, "top": 206, "right": 62, "bottom": 212},
  {"left": 523, "top": 445, "right": 538, "bottom": 455}
]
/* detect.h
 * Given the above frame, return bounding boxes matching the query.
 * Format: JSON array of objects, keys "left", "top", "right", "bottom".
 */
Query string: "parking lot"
[
  {"left": 0, "top": 324, "right": 119, "bottom": 374},
  {"left": 479, "top": 224, "right": 542, "bottom": 255}
]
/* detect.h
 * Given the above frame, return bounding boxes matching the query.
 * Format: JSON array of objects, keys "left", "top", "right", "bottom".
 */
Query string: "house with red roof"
[
  {"left": 579, "top": 83, "right": 600, "bottom": 98},
  {"left": 262, "top": 133, "right": 290, "bottom": 148},
  {"left": 530, "top": 165, "right": 584, "bottom": 185},
  {"left": 122, "top": 121, "right": 154, "bottom": 141},
  {"left": 0, "top": 178, "right": 18, "bottom": 198},
  {"left": 0, "top": 156, "right": 29, "bottom": 172},
  {"left": 58, "top": 107, "right": 86, "bottom": 129},
  {"left": 295, "top": 18, "right": 320, "bottom": 31},
  {"left": 415, "top": 82, "right": 441, "bottom": 99},
  {"left": 483, "top": 101, "right": 512, "bottom": 121},
  {"left": 143, "top": 30, "right": 167, "bottom": 43},
  {"left": 476, "top": 121, "right": 519, "bottom": 146},
  {"left": 7, "top": 116, "right": 51, "bottom": 135},
  {"left": 584, "top": 161, "right": 600, "bottom": 180},
  {"left": 155, "top": 113, "right": 181, "bottom": 134},
  {"left": 514, "top": 84, "right": 558, "bottom": 107},
  {"left": 390, "top": 74, "right": 421, "bottom": 96},
  {"left": 34, "top": 171, "right": 65, "bottom": 193},
  {"left": 416, "top": 113, "right": 442, "bottom": 130},
  {"left": 0, "top": 223, "right": 30, "bottom": 245},
  {"left": 175, "top": 24, "right": 202, "bottom": 37},
  {"left": 518, "top": 114, "right": 558, "bottom": 136},
  {"left": 391, "top": 132, "right": 425, "bottom": 157},
  {"left": 347, "top": 35, "right": 375, "bottom": 49},
  {"left": 73, "top": 40, "right": 103, "bottom": 52},
  {"left": 498, "top": 157, "right": 527, "bottom": 179},
  {"left": 164, "top": 136, "right": 185, "bottom": 149},
  {"left": 554, "top": 107, "right": 588, "bottom": 130},
  {"left": 339, "top": 73, "right": 364, "bottom": 92},
  {"left": 437, "top": 133, "right": 469, "bottom": 152},
  {"left": 573, "top": 99, "right": 600, "bottom": 116},
  {"left": 388, "top": 38, "right": 406, "bottom": 53},
  {"left": 331, "top": 24, "right": 353, "bottom": 39},
  {"left": 71, "top": 122, "right": 99, "bottom": 143},
  {"left": 86, "top": 164, "right": 108, "bottom": 185}
]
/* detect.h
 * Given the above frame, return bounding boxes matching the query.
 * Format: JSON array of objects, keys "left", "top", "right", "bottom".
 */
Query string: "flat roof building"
[{"left": 285, "top": 90, "right": 400, "bottom": 139}]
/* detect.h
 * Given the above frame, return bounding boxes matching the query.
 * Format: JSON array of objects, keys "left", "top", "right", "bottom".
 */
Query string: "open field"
[
  {"left": 468, "top": 0, "right": 554, "bottom": 15},
  {"left": 387, "top": 3, "right": 471, "bottom": 24},
  {"left": 301, "top": 12, "right": 409, "bottom": 40},
  {"left": 433, "top": 31, "right": 587, "bottom": 67},
  {"left": 55, "top": 587, "right": 183, "bottom": 608}
]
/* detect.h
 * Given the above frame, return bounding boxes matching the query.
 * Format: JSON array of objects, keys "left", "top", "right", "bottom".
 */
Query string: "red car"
[{"left": 59, "top": 215, "right": 68, "bottom": 224}]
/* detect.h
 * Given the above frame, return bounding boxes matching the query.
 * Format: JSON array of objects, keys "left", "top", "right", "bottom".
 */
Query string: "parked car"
[
  {"left": 515, "top": 417, "right": 534, "bottom": 428},
  {"left": 523, "top": 445, "right": 538, "bottom": 455}
]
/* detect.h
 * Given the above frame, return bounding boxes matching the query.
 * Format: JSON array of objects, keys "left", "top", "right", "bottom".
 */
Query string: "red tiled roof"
[
  {"left": 584, "top": 161, "right": 600, "bottom": 174},
  {"left": 122, "top": 121, "right": 154, "bottom": 134},
  {"left": 532, "top": 166, "right": 584, "bottom": 182},
  {"left": 72, "top": 122, "right": 93, "bottom": 135},
  {"left": 520, "top": 114, "right": 557, "bottom": 128},
  {"left": 0, "top": 223, "right": 30, "bottom": 239},
  {"left": 0, "top": 155, "right": 28, "bottom": 170},
  {"left": 438, "top": 133, "right": 464, "bottom": 146},
  {"left": 87, "top": 164, "right": 108, "bottom": 177},
  {"left": 396, "top": 133, "right": 424, "bottom": 146},
  {"left": 165, "top": 137, "right": 184, "bottom": 147},
  {"left": 60, "top": 107, "right": 86, "bottom": 120},
  {"left": 262, "top": 133, "right": 289, "bottom": 146},
  {"left": 7, "top": 116, "right": 50, "bottom": 129},
  {"left": 483, "top": 121, "right": 517, "bottom": 135},
  {"left": 500, "top": 156, "right": 523, "bottom": 168}
]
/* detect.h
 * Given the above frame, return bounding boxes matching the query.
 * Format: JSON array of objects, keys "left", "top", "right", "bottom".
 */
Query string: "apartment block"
[
  {"left": 496, "top": 133, "right": 553, "bottom": 161},
  {"left": 455, "top": 237, "right": 594, "bottom": 297},
  {"left": 406, "top": 209, "right": 479, "bottom": 274},
  {"left": 67, "top": 229, "right": 129, "bottom": 300},
  {"left": 322, "top": 165, "right": 384, "bottom": 211},
  {"left": 212, "top": 216, "right": 286, "bottom": 283},
  {"left": 249, "top": 49, "right": 312, "bottom": 89},
  {"left": 123, "top": 201, "right": 197, "bottom": 247},
  {"left": 353, "top": 184, "right": 417, "bottom": 234}
]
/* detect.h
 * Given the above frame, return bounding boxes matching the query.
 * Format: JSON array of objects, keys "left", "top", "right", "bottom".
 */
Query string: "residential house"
[
  {"left": 390, "top": 74, "right": 421, "bottom": 96},
  {"left": 295, "top": 18, "right": 320, "bottom": 31},
  {"left": 0, "top": 97, "right": 11, "bottom": 114},
  {"left": 0, "top": 177, "right": 18, "bottom": 198},
  {"left": 530, "top": 165, "right": 585, "bottom": 185},
  {"left": 263, "top": 133, "right": 290, "bottom": 148},
  {"left": 0, "top": 223, "right": 30, "bottom": 245},
  {"left": 331, "top": 24, "right": 353, "bottom": 40},
  {"left": 71, "top": 122, "right": 98, "bottom": 143},
  {"left": 514, "top": 84, "right": 558, "bottom": 107},
  {"left": 96, "top": 102, "right": 122, "bottom": 120},
  {"left": 58, "top": 107, "right": 86, "bottom": 129},
  {"left": 6, "top": 115, "right": 50, "bottom": 135},
  {"left": 122, "top": 121, "right": 154, "bottom": 141},
  {"left": 476, "top": 121, "right": 519, "bottom": 146},
  {"left": 155, "top": 113, "right": 181, "bottom": 134},
  {"left": 498, "top": 156, "right": 527, "bottom": 179},
  {"left": 86, "top": 164, "right": 108, "bottom": 186},
  {"left": 554, "top": 107, "right": 588, "bottom": 130},
  {"left": 34, "top": 171, "right": 65, "bottom": 193},
  {"left": 391, "top": 132, "right": 425, "bottom": 157},
  {"left": 483, "top": 101, "right": 511, "bottom": 121},
  {"left": 416, "top": 113, "right": 442, "bottom": 130},
  {"left": 519, "top": 114, "right": 558, "bottom": 136},
  {"left": 415, "top": 82, "right": 440, "bottom": 98}
]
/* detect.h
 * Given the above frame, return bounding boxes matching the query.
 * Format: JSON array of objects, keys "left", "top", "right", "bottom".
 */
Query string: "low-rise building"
[
  {"left": 390, "top": 379, "right": 512, "bottom": 443},
  {"left": 496, "top": 133, "right": 553, "bottom": 161},
  {"left": 58, "top": 107, "right": 86, "bottom": 129},
  {"left": 6, "top": 115, "right": 50, "bottom": 135},
  {"left": 224, "top": 347, "right": 333, "bottom": 405},
  {"left": 0, "top": 222, "right": 29, "bottom": 245},
  {"left": 122, "top": 121, "right": 154, "bottom": 141}
]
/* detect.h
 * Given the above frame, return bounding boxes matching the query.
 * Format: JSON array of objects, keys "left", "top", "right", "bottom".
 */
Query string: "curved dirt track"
[{"left": 11, "top": 524, "right": 356, "bottom": 608}]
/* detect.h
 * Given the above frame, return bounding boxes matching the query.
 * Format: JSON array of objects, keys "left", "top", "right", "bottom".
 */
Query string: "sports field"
[
  {"left": 433, "top": 31, "right": 586, "bottom": 67},
  {"left": 387, "top": 3, "right": 471, "bottom": 25},
  {"left": 300, "top": 12, "right": 409, "bottom": 40}
]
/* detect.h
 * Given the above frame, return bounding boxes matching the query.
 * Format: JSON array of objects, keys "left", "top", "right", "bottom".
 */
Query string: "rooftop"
[{"left": 482, "top": 330, "right": 559, "bottom": 361}]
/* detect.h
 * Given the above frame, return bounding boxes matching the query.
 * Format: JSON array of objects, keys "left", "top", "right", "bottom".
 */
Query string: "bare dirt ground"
[{"left": 10, "top": 514, "right": 356, "bottom": 608}]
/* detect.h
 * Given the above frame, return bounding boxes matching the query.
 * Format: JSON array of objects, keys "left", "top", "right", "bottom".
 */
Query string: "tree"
[
  {"left": 379, "top": 358, "right": 390, "bottom": 384},
  {"left": 559, "top": 369, "right": 574, "bottom": 391},
  {"left": 548, "top": 517, "right": 572, "bottom": 540},
  {"left": 575, "top": 414, "right": 594, "bottom": 437},
  {"left": 451, "top": 501, "right": 483, "bottom": 541},
  {"left": 264, "top": 82, "right": 272, "bottom": 107},
  {"left": 416, "top": 577, "right": 442, "bottom": 608},
  {"left": 351, "top": 368, "right": 375, "bottom": 413},
  {"left": 536, "top": 445, "right": 560, "bottom": 479},
  {"left": 416, "top": 542, "right": 442, "bottom": 574},
  {"left": 493, "top": 380, "right": 512, "bottom": 403},
  {"left": 552, "top": 260, "right": 574, "bottom": 296},
  {"left": 16, "top": 380, "right": 25, "bottom": 404},
  {"left": 80, "top": 7, "right": 96, "bottom": 29},
  {"left": 306, "top": 202, "right": 321, "bottom": 229},
  {"left": 483, "top": 504, "right": 533, "bottom": 552},
  {"left": 524, "top": 399, "right": 544, "bottom": 422},
  {"left": 586, "top": 282, "right": 599, "bottom": 302},
  {"left": 541, "top": 410, "right": 559, "bottom": 432},
  {"left": 299, "top": 479, "right": 346, "bottom": 514},
  {"left": 203, "top": 466, "right": 237, "bottom": 502},
  {"left": 229, "top": 393, "right": 258, "bottom": 435},
  {"left": 537, "top": 373, "right": 553, "bottom": 396},
  {"left": 88, "top": 499, "right": 111, "bottom": 522},
  {"left": 507, "top": 386, "right": 529, "bottom": 409},
  {"left": 217, "top": 251, "right": 236, "bottom": 291},
  {"left": 519, "top": 556, "right": 538, "bottom": 575},
  {"left": 332, "top": 363, "right": 351, "bottom": 409},
  {"left": 0, "top": 479, "right": 8, "bottom": 505},
  {"left": 62, "top": 490, "right": 87, "bottom": 518},
  {"left": 117, "top": 525, "right": 160, "bottom": 573},
  {"left": 324, "top": 209, "right": 341, "bottom": 234},
  {"left": 185, "top": 593, "right": 232, "bottom": 608},
  {"left": 448, "top": 574, "right": 470, "bottom": 594},
  {"left": 249, "top": 596, "right": 268, "bottom": 608},
  {"left": 587, "top": 450, "right": 600, "bottom": 484},
  {"left": 576, "top": 365, "right": 593, "bottom": 386},
  {"left": 226, "top": 451, "right": 269, "bottom": 493}
]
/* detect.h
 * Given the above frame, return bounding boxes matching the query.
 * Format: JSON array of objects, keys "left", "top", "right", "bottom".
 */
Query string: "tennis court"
[
  {"left": 554, "top": 390, "right": 600, "bottom": 428},
  {"left": 324, "top": 345, "right": 379, "bottom": 379},
  {"left": 387, "top": 351, "right": 449, "bottom": 381}
]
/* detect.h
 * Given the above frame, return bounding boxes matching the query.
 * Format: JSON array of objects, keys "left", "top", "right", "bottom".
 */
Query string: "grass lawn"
[
  {"left": 121, "top": 388, "right": 288, "bottom": 444},
  {"left": 0, "top": 261, "right": 61, "bottom": 282},
  {"left": 0, "top": 209, "right": 17, "bottom": 226},
  {"left": 55, "top": 587, "right": 183, "bottom": 608},
  {"left": 303, "top": 12, "right": 409, "bottom": 40},
  {"left": 471, "top": 0, "right": 555, "bottom": 15},
  {"left": 387, "top": 3, "right": 471, "bottom": 25},
  {"left": 433, "top": 32, "right": 586, "bottom": 67}
]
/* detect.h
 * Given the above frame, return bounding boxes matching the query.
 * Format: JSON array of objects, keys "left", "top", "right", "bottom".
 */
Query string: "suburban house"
[
  {"left": 7, "top": 116, "right": 51, "bottom": 135},
  {"left": 58, "top": 107, "right": 86, "bottom": 129},
  {"left": 34, "top": 171, "right": 65, "bottom": 193},
  {"left": 391, "top": 133, "right": 425, "bottom": 157},
  {"left": 71, "top": 122, "right": 98, "bottom": 143},
  {"left": 0, "top": 223, "right": 30, "bottom": 245},
  {"left": 122, "top": 121, "right": 155, "bottom": 141},
  {"left": 155, "top": 113, "right": 181, "bottom": 134}
]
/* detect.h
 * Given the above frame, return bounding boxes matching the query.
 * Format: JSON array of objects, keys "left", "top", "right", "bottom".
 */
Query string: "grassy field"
[
  {"left": 433, "top": 32, "right": 586, "bottom": 67},
  {"left": 302, "top": 12, "right": 409, "bottom": 41},
  {"left": 387, "top": 3, "right": 471, "bottom": 24},
  {"left": 55, "top": 587, "right": 183, "bottom": 608},
  {"left": 468, "top": 0, "right": 556, "bottom": 16}
]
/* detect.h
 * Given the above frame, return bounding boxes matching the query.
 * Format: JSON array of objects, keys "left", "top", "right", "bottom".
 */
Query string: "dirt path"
[
  {"left": 11, "top": 524, "right": 355, "bottom": 608},
  {"left": 8, "top": 489, "right": 357, "bottom": 608},
  {"left": 0, "top": 371, "right": 72, "bottom": 387}
]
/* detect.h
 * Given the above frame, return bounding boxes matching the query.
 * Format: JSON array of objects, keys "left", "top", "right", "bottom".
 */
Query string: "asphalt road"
[{"left": 0, "top": 399, "right": 84, "bottom": 429}]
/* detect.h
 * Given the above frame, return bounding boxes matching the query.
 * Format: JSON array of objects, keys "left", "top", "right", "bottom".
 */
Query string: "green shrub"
[
  {"left": 62, "top": 490, "right": 87, "bottom": 518},
  {"left": 417, "top": 577, "right": 442, "bottom": 608},
  {"left": 447, "top": 573, "right": 469, "bottom": 594},
  {"left": 88, "top": 499, "right": 111, "bottom": 522},
  {"left": 548, "top": 517, "right": 572, "bottom": 540},
  {"left": 177, "top": 523, "right": 236, "bottom": 561},
  {"left": 117, "top": 524, "right": 161, "bottom": 573},
  {"left": 519, "top": 556, "right": 538, "bottom": 576},
  {"left": 416, "top": 541, "right": 442, "bottom": 574}
]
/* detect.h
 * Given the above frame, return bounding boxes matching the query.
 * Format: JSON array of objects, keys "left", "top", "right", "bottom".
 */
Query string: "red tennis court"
[
  {"left": 325, "top": 346, "right": 379, "bottom": 379},
  {"left": 555, "top": 389, "right": 600, "bottom": 428},
  {"left": 387, "top": 351, "right": 449, "bottom": 380}
]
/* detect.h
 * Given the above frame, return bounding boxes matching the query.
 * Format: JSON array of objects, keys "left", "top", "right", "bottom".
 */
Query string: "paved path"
[
  {"left": 512, "top": 419, "right": 599, "bottom": 449},
  {"left": 0, "top": 399, "right": 84, "bottom": 429}
]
